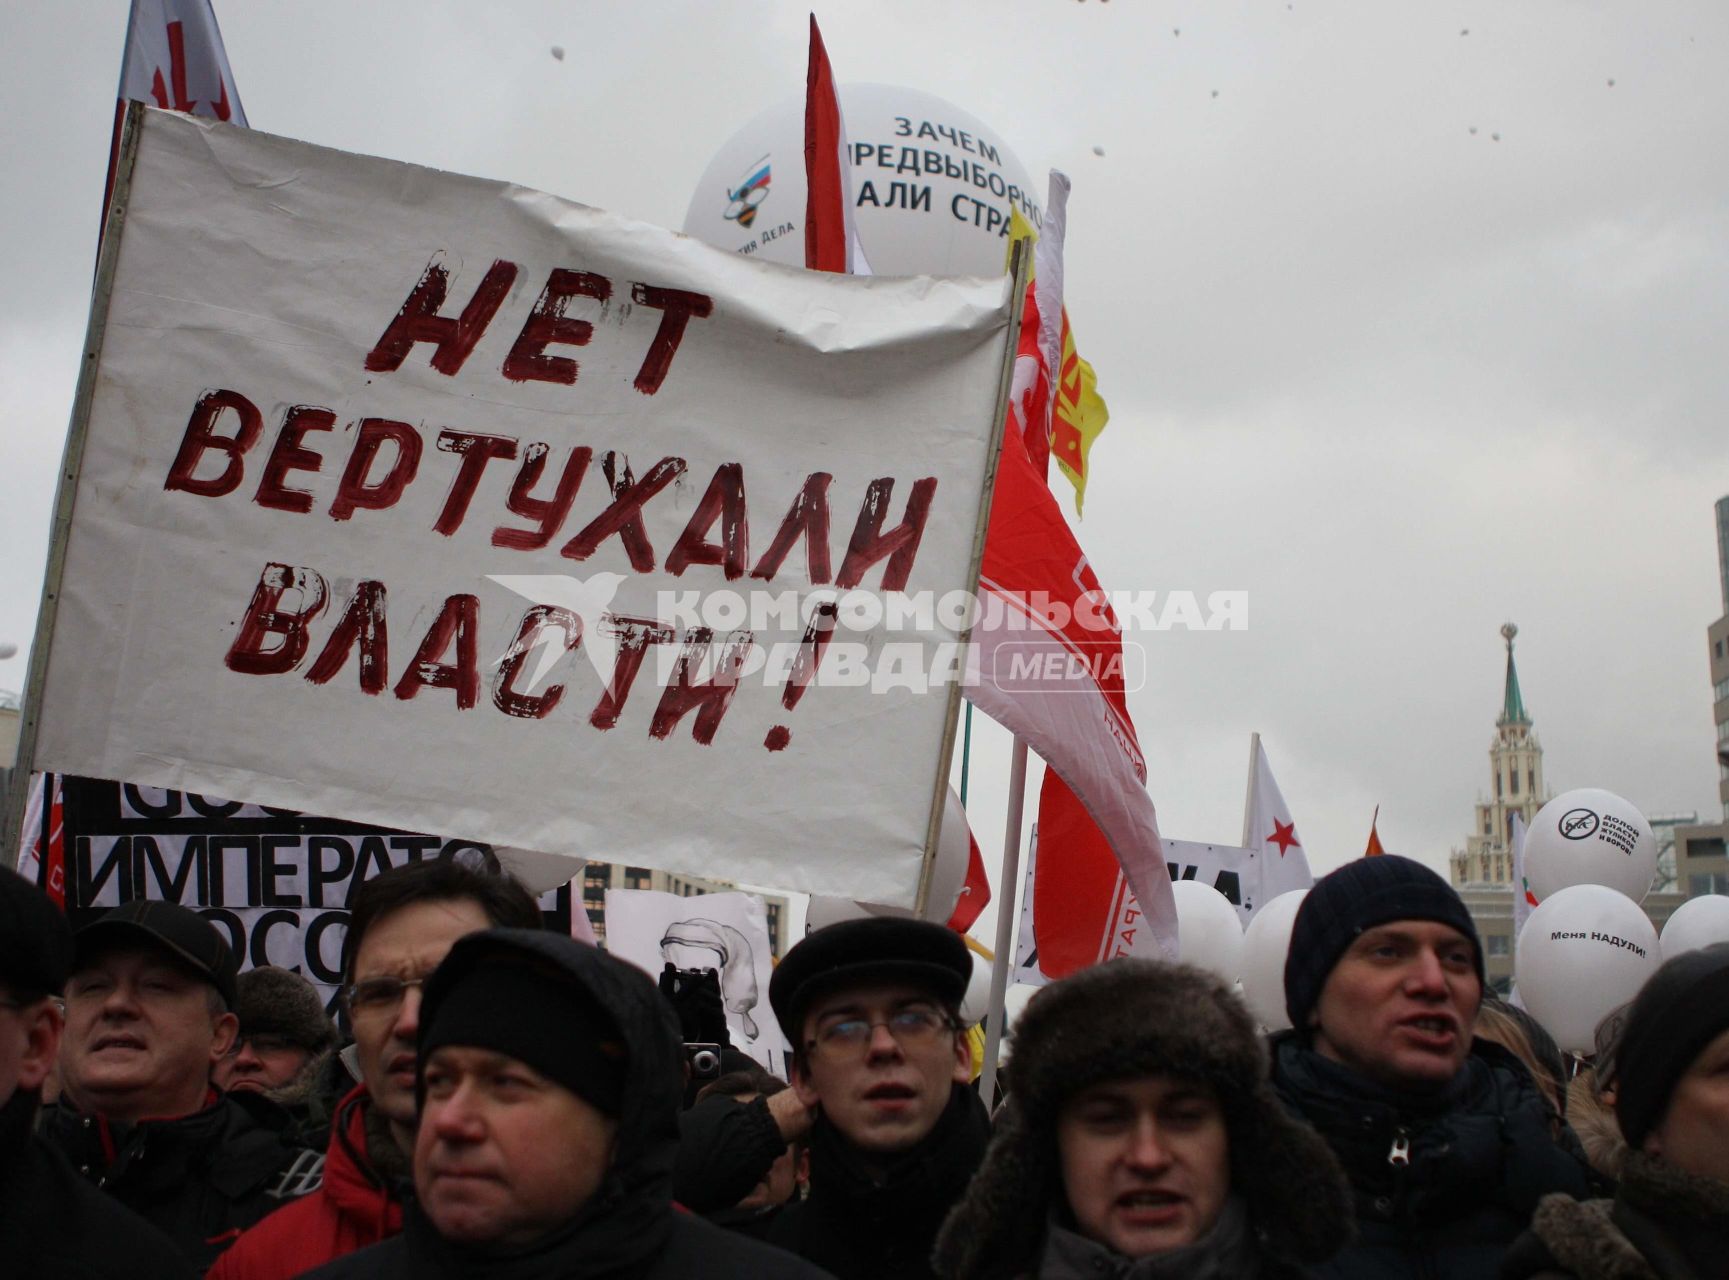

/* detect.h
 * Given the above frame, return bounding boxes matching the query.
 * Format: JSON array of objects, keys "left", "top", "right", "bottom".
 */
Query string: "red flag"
[
  {"left": 18, "top": 773, "right": 66, "bottom": 909},
  {"left": 1032, "top": 770, "right": 1139, "bottom": 975},
  {"left": 1364, "top": 806, "right": 1386, "bottom": 857},
  {"left": 105, "top": 1, "right": 246, "bottom": 234},
  {"left": 802, "top": 16, "right": 868, "bottom": 274}
]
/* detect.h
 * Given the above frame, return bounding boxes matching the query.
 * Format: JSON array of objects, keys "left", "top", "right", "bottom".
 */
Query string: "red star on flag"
[{"left": 1267, "top": 819, "right": 1300, "bottom": 856}]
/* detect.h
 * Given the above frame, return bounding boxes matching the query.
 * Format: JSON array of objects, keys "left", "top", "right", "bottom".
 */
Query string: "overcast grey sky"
[{"left": 3, "top": 2, "right": 1726, "bottom": 926}]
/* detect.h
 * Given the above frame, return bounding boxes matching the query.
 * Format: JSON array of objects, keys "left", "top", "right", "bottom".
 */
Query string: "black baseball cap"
[
  {"left": 769, "top": 916, "right": 971, "bottom": 1042},
  {"left": 74, "top": 900, "right": 239, "bottom": 1008},
  {"left": 0, "top": 868, "right": 73, "bottom": 998}
]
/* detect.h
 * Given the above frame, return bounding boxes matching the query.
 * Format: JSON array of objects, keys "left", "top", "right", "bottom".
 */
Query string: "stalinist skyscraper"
[{"left": 1450, "top": 623, "right": 1553, "bottom": 886}]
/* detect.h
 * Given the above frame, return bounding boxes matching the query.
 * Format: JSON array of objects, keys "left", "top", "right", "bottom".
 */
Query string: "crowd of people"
[{"left": 3, "top": 852, "right": 1727, "bottom": 1279}]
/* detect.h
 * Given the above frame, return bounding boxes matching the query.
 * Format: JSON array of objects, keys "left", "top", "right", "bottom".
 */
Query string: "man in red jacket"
[{"left": 208, "top": 858, "right": 543, "bottom": 1280}]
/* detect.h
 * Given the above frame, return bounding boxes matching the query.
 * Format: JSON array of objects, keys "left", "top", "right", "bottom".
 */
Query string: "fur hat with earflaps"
[{"left": 934, "top": 958, "right": 1351, "bottom": 1280}]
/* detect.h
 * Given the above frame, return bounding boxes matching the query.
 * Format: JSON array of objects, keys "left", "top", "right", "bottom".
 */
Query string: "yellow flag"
[
  {"left": 1050, "top": 308, "right": 1109, "bottom": 515},
  {"left": 1006, "top": 205, "right": 1039, "bottom": 262}
]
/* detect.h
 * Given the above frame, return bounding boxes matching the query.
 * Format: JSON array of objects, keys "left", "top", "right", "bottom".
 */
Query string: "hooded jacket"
[
  {"left": 300, "top": 928, "right": 829, "bottom": 1280},
  {"left": 0, "top": 1087, "right": 194, "bottom": 1280},
  {"left": 1499, "top": 1151, "right": 1729, "bottom": 1280},
  {"left": 935, "top": 960, "right": 1350, "bottom": 1280},
  {"left": 206, "top": 1083, "right": 406, "bottom": 1280},
  {"left": 37, "top": 1087, "right": 322, "bottom": 1272},
  {"left": 1271, "top": 1033, "right": 1594, "bottom": 1280}
]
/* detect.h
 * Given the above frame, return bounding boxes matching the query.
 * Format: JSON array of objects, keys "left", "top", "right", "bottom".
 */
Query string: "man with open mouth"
[
  {"left": 764, "top": 916, "right": 989, "bottom": 1280},
  {"left": 1269, "top": 855, "right": 1594, "bottom": 1279},
  {"left": 934, "top": 957, "right": 1350, "bottom": 1279}
]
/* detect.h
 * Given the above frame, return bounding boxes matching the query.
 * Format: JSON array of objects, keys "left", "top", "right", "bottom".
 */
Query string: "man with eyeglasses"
[
  {"left": 762, "top": 916, "right": 990, "bottom": 1280},
  {"left": 215, "top": 966, "right": 341, "bottom": 1144},
  {"left": 209, "top": 857, "right": 542, "bottom": 1280},
  {"left": 40, "top": 898, "right": 317, "bottom": 1271},
  {"left": 0, "top": 869, "right": 193, "bottom": 1278}
]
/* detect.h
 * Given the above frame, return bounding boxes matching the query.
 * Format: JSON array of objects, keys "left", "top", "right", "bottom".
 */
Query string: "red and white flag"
[
  {"left": 1242, "top": 734, "right": 1314, "bottom": 907},
  {"left": 964, "top": 378, "right": 1176, "bottom": 965},
  {"left": 946, "top": 828, "right": 991, "bottom": 935},
  {"left": 802, "top": 16, "right": 869, "bottom": 275},
  {"left": 16, "top": 773, "right": 66, "bottom": 909},
  {"left": 106, "top": 1, "right": 246, "bottom": 226}
]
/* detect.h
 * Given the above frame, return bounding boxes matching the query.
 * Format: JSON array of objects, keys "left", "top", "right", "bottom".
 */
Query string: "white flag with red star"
[{"left": 1242, "top": 734, "right": 1314, "bottom": 908}]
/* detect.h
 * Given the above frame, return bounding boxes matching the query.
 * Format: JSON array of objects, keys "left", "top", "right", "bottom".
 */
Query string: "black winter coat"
[
  {"left": 37, "top": 1088, "right": 323, "bottom": 1272},
  {"left": 672, "top": 1090, "right": 787, "bottom": 1213},
  {"left": 0, "top": 1089, "right": 194, "bottom": 1280},
  {"left": 1271, "top": 1034, "right": 1593, "bottom": 1280},
  {"left": 303, "top": 929, "right": 828, "bottom": 1280},
  {"left": 768, "top": 1083, "right": 992, "bottom": 1280},
  {"left": 304, "top": 1199, "right": 826, "bottom": 1280}
]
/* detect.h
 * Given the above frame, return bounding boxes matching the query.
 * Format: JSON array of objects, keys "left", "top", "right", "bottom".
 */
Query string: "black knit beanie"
[
  {"left": 1284, "top": 855, "right": 1483, "bottom": 1032},
  {"left": 420, "top": 953, "right": 628, "bottom": 1116},
  {"left": 1615, "top": 943, "right": 1729, "bottom": 1148}
]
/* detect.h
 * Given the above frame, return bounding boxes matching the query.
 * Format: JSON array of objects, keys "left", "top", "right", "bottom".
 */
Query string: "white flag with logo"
[{"left": 1242, "top": 734, "right": 1314, "bottom": 907}]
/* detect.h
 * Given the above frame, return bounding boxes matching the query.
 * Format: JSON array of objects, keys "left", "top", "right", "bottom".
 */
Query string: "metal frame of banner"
[
  {"left": 914, "top": 239, "right": 1033, "bottom": 918},
  {"left": 2, "top": 101, "right": 145, "bottom": 869}
]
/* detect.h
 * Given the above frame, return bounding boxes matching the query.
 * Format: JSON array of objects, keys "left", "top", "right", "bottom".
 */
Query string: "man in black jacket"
[
  {"left": 41, "top": 899, "right": 319, "bottom": 1270},
  {"left": 303, "top": 928, "right": 828, "bottom": 1280},
  {"left": 765, "top": 917, "right": 991, "bottom": 1280},
  {"left": 0, "top": 869, "right": 191, "bottom": 1278},
  {"left": 1270, "top": 855, "right": 1592, "bottom": 1280}
]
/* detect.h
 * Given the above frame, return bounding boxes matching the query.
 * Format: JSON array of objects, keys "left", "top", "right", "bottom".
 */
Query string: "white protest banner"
[
  {"left": 25, "top": 107, "right": 1014, "bottom": 910},
  {"left": 53, "top": 777, "right": 574, "bottom": 1011},
  {"left": 1165, "top": 840, "right": 1258, "bottom": 929},
  {"left": 604, "top": 887, "right": 791, "bottom": 1073}
]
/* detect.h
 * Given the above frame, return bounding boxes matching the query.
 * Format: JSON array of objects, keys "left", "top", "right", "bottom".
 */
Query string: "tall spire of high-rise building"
[
  {"left": 1452, "top": 622, "right": 1550, "bottom": 887},
  {"left": 1497, "top": 622, "right": 1529, "bottom": 727}
]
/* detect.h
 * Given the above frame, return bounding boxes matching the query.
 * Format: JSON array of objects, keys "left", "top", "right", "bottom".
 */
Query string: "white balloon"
[
  {"left": 959, "top": 953, "right": 991, "bottom": 1026},
  {"left": 1171, "top": 880, "right": 1245, "bottom": 984},
  {"left": 1238, "top": 890, "right": 1307, "bottom": 1032},
  {"left": 1524, "top": 789, "right": 1658, "bottom": 904},
  {"left": 1659, "top": 895, "right": 1729, "bottom": 958},
  {"left": 804, "top": 895, "right": 874, "bottom": 934},
  {"left": 683, "top": 84, "right": 1038, "bottom": 278},
  {"left": 1515, "top": 883, "right": 1661, "bottom": 1054},
  {"left": 0, "top": 641, "right": 17, "bottom": 660}
]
